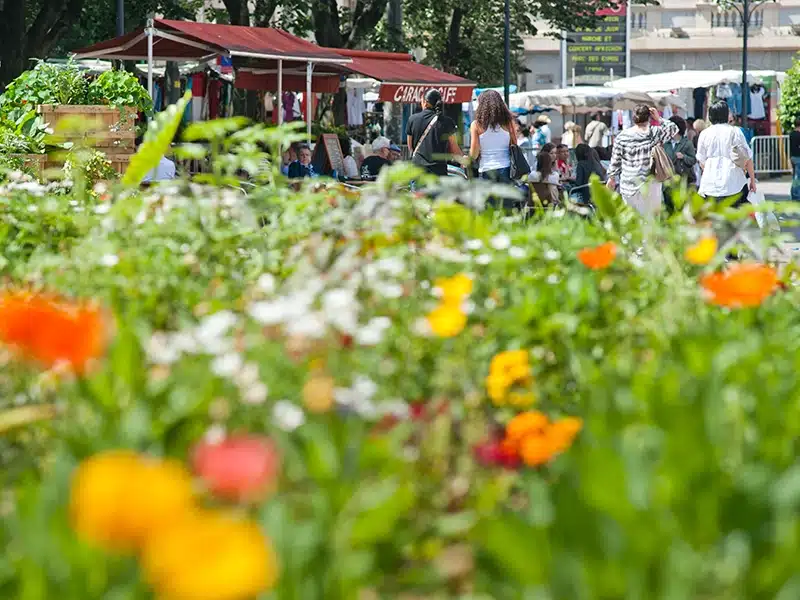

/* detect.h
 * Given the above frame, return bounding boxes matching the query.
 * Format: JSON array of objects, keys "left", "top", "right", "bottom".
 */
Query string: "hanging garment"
[
  {"left": 749, "top": 86, "right": 766, "bottom": 120},
  {"left": 716, "top": 83, "right": 732, "bottom": 99},
  {"left": 299, "top": 93, "right": 318, "bottom": 122},
  {"left": 183, "top": 77, "right": 193, "bottom": 124},
  {"left": 282, "top": 92, "right": 295, "bottom": 122},
  {"left": 208, "top": 79, "right": 222, "bottom": 120},
  {"left": 154, "top": 81, "right": 164, "bottom": 112},
  {"left": 728, "top": 82, "right": 742, "bottom": 116},
  {"left": 347, "top": 88, "right": 366, "bottom": 126},
  {"left": 693, "top": 88, "right": 707, "bottom": 119}
]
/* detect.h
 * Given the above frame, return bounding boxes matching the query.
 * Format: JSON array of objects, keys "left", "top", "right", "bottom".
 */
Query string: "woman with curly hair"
[{"left": 469, "top": 89, "right": 517, "bottom": 182}]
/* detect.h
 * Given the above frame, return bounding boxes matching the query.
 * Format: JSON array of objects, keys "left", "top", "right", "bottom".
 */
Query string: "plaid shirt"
[{"left": 608, "top": 120, "right": 679, "bottom": 198}]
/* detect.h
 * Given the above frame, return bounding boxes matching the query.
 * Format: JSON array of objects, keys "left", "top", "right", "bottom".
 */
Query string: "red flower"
[
  {"left": 191, "top": 435, "right": 280, "bottom": 502},
  {"left": 578, "top": 242, "right": 617, "bottom": 270}
]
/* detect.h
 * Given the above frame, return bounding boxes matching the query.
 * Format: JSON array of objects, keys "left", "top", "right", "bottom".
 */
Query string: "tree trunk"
[
  {"left": 333, "top": 88, "right": 347, "bottom": 129},
  {"left": 387, "top": 0, "right": 404, "bottom": 51},
  {"left": 0, "top": 0, "right": 26, "bottom": 87}
]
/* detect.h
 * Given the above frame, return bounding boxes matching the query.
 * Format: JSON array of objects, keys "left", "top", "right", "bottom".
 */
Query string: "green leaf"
[{"left": 122, "top": 91, "right": 191, "bottom": 186}]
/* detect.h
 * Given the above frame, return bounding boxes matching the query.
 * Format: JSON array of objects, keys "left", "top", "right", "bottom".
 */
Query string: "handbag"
[
  {"left": 509, "top": 144, "right": 531, "bottom": 180},
  {"left": 650, "top": 144, "right": 674, "bottom": 183}
]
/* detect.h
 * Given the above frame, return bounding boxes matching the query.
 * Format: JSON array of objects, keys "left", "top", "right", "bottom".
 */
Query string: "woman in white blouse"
[{"left": 696, "top": 100, "right": 756, "bottom": 206}]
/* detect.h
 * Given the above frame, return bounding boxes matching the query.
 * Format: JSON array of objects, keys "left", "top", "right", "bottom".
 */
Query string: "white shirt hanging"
[
  {"left": 347, "top": 88, "right": 366, "bottom": 126},
  {"left": 748, "top": 87, "right": 766, "bottom": 120}
]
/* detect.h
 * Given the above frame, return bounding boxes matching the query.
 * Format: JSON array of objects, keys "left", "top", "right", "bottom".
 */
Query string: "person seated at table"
[
  {"left": 530, "top": 151, "right": 560, "bottom": 185},
  {"left": 287, "top": 144, "right": 316, "bottom": 179},
  {"left": 136, "top": 136, "right": 176, "bottom": 182},
  {"left": 572, "top": 143, "right": 607, "bottom": 204},
  {"left": 338, "top": 136, "right": 360, "bottom": 179},
  {"left": 389, "top": 144, "right": 402, "bottom": 162},
  {"left": 361, "top": 136, "right": 392, "bottom": 179},
  {"left": 281, "top": 143, "right": 298, "bottom": 176},
  {"left": 555, "top": 143, "right": 573, "bottom": 181}
]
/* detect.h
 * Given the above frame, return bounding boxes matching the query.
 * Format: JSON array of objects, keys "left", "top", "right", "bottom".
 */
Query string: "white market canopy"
[
  {"left": 606, "top": 70, "right": 786, "bottom": 93},
  {"left": 511, "top": 87, "right": 656, "bottom": 114}
]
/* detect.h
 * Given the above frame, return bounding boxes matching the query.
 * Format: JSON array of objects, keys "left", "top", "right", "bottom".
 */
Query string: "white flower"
[
  {"left": 490, "top": 234, "right": 511, "bottom": 250},
  {"left": 412, "top": 317, "right": 432, "bottom": 337},
  {"left": 509, "top": 246, "right": 526, "bottom": 259},
  {"left": 334, "top": 375, "right": 378, "bottom": 418},
  {"left": 248, "top": 300, "right": 288, "bottom": 326},
  {"left": 235, "top": 362, "right": 261, "bottom": 388},
  {"left": 476, "top": 254, "right": 492, "bottom": 265},
  {"left": 353, "top": 375, "right": 378, "bottom": 400},
  {"left": 242, "top": 382, "right": 269, "bottom": 405},
  {"left": 546, "top": 273, "right": 560, "bottom": 284},
  {"left": 146, "top": 332, "right": 182, "bottom": 365},
  {"left": 99, "top": 254, "right": 119, "bottom": 267},
  {"left": 373, "top": 282, "right": 404, "bottom": 299},
  {"left": 196, "top": 311, "right": 237, "bottom": 345},
  {"left": 211, "top": 352, "right": 243, "bottom": 377},
  {"left": 544, "top": 249, "right": 561, "bottom": 260},
  {"left": 463, "top": 239, "right": 483, "bottom": 251},
  {"left": 94, "top": 204, "right": 110, "bottom": 215},
  {"left": 93, "top": 182, "right": 108, "bottom": 195},
  {"left": 355, "top": 316, "right": 392, "bottom": 346},
  {"left": 375, "top": 257, "right": 405, "bottom": 276},
  {"left": 285, "top": 311, "right": 327, "bottom": 338},
  {"left": 257, "top": 273, "right": 276, "bottom": 294},
  {"left": 323, "top": 288, "right": 356, "bottom": 312},
  {"left": 204, "top": 424, "right": 227, "bottom": 444},
  {"left": 484, "top": 297, "right": 497, "bottom": 310},
  {"left": 461, "top": 300, "right": 476, "bottom": 315},
  {"left": 273, "top": 400, "right": 305, "bottom": 431},
  {"left": 377, "top": 400, "right": 410, "bottom": 420}
]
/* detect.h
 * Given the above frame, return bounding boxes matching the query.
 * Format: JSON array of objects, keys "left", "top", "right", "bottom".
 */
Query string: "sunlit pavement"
[{"left": 758, "top": 177, "right": 800, "bottom": 262}]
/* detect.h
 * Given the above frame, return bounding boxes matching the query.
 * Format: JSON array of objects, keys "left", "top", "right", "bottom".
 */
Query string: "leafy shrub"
[{"left": 779, "top": 57, "right": 800, "bottom": 132}]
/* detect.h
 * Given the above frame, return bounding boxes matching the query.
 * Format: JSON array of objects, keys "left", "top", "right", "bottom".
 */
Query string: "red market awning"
[
  {"left": 74, "top": 19, "right": 351, "bottom": 66},
  {"left": 332, "top": 49, "right": 475, "bottom": 104}
]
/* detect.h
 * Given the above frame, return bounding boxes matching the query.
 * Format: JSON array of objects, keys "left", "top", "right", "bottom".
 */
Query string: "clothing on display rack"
[
  {"left": 692, "top": 87, "right": 707, "bottom": 119},
  {"left": 347, "top": 88, "right": 366, "bottom": 126},
  {"left": 208, "top": 79, "right": 222, "bottom": 120},
  {"left": 748, "top": 84, "right": 767, "bottom": 120},
  {"left": 726, "top": 82, "right": 742, "bottom": 116},
  {"left": 300, "top": 93, "right": 318, "bottom": 122},
  {"left": 716, "top": 83, "right": 732, "bottom": 100},
  {"left": 283, "top": 92, "right": 295, "bottom": 122}
]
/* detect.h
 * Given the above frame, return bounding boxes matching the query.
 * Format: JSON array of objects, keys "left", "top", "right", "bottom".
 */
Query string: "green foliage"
[
  {"left": 89, "top": 70, "right": 154, "bottom": 115},
  {"left": 122, "top": 91, "right": 191, "bottom": 186},
  {"left": 0, "top": 119, "right": 799, "bottom": 599},
  {"left": 779, "top": 56, "right": 800, "bottom": 132},
  {"left": 0, "top": 61, "right": 91, "bottom": 115}
]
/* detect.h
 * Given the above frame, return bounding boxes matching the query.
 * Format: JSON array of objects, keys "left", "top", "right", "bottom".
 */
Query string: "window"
[{"left": 535, "top": 74, "right": 554, "bottom": 86}]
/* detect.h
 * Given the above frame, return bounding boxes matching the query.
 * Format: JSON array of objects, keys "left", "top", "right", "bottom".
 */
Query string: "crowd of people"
[{"left": 279, "top": 87, "right": 761, "bottom": 218}]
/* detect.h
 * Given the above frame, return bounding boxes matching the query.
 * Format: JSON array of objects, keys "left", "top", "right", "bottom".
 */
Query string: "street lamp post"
[
  {"left": 503, "top": 0, "right": 510, "bottom": 105},
  {"left": 116, "top": 0, "right": 124, "bottom": 36},
  {"left": 726, "top": 0, "right": 765, "bottom": 131}
]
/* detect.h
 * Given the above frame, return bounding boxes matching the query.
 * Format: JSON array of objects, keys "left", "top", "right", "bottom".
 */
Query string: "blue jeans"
[
  {"left": 479, "top": 167, "right": 511, "bottom": 183},
  {"left": 792, "top": 157, "right": 800, "bottom": 201}
]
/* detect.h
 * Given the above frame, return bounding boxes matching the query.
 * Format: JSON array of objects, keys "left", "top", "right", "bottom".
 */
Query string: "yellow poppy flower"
[
  {"left": 142, "top": 510, "right": 278, "bottom": 600},
  {"left": 70, "top": 450, "right": 195, "bottom": 553},
  {"left": 434, "top": 274, "right": 473, "bottom": 304},
  {"left": 685, "top": 236, "right": 718, "bottom": 265},
  {"left": 302, "top": 373, "right": 335, "bottom": 413},
  {"left": 427, "top": 304, "right": 467, "bottom": 337}
]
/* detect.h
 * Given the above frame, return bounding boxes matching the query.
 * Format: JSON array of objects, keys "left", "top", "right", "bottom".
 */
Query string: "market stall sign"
[
  {"left": 565, "top": 5, "right": 627, "bottom": 85},
  {"left": 379, "top": 84, "right": 474, "bottom": 104}
]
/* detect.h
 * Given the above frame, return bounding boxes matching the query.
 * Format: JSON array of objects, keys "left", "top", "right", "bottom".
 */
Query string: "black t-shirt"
[
  {"left": 791, "top": 130, "right": 800, "bottom": 158},
  {"left": 406, "top": 109, "right": 457, "bottom": 176},
  {"left": 360, "top": 155, "right": 391, "bottom": 179}
]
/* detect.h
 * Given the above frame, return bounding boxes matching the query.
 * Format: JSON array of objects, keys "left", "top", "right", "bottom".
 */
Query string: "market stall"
[
  {"left": 515, "top": 87, "right": 655, "bottom": 114},
  {"left": 72, "top": 19, "right": 352, "bottom": 141}
]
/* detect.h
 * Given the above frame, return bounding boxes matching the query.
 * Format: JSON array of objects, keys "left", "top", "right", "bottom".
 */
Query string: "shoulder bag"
[
  {"left": 509, "top": 137, "right": 531, "bottom": 180},
  {"left": 412, "top": 115, "right": 439, "bottom": 158},
  {"left": 650, "top": 144, "right": 674, "bottom": 183},
  {"left": 730, "top": 128, "right": 750, "bottom": 170}
]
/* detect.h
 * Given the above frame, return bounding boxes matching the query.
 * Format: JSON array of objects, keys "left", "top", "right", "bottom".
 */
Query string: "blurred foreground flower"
[
  {"left": 142, "top": 510, "right": 277, "bottom": 600},
  {"left": 191, "top": 434, "right": 280, "bottom": 502},
  {"left": 70, "top": 450, "right": 195, "bottom": 553},
  {"left": 700, "top": 263, "right": 779, "bottom": 308},
  {"left": 0, "top": 290, "right": 108, "bottom": 373},
  {"left": 685, "top": 236, "right": 718, "bottom": 265},
  {"left": 427, "top": 273, "right": 471, "bottom": 337},
  {"left": 485, "top": 350, "right": 535, "bottom": 407},
  {"left": 503, "top": 411, "right": 582, "bottom": 467},
  {"left": 577, "top": 242, "right": 617, "bottom": 270}
]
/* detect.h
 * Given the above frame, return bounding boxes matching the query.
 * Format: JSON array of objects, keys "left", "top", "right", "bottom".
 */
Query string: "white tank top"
[{"left": 478, "top": 125, "right": 511, "bottom": 172}]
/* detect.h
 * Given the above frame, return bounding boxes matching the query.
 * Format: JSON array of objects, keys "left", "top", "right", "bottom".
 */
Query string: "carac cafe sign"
[{"left": 379, "top": 84, "right": 474, "bottom": 104}]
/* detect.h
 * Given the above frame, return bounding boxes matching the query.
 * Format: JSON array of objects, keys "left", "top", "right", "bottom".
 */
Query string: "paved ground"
[{"left": 758, "top": 176, "right": 800, "bottom": 262}]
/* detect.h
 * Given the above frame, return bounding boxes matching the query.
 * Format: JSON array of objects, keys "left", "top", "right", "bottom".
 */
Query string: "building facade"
[{"left": 522, "top": 0, "right": 800, "bottom": 90}]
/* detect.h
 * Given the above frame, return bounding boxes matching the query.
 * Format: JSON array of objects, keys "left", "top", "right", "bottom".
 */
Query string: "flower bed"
[{"left": 0, "top": 115, "right": 799, "bottom": 599}]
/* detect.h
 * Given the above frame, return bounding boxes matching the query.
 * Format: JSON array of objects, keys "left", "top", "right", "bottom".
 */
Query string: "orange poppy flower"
[
  {"left": 0, "top": 290, "right": 108, "bottom": 373},
  {"left": 700, "top": 263, "right": 779, "bottom": 308},
  {"left": 578, "top": 242, "right": 617, "bottom": 270}
]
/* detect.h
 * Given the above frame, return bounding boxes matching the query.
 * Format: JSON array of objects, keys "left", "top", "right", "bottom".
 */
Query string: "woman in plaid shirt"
[{"left": 606, "top": 105, "right": 679, "bottom": 217}]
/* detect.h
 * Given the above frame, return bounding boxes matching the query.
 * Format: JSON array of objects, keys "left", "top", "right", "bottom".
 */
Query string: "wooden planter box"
[{"left": 37, "top": 104, "right": 137, "bottom": 151}]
